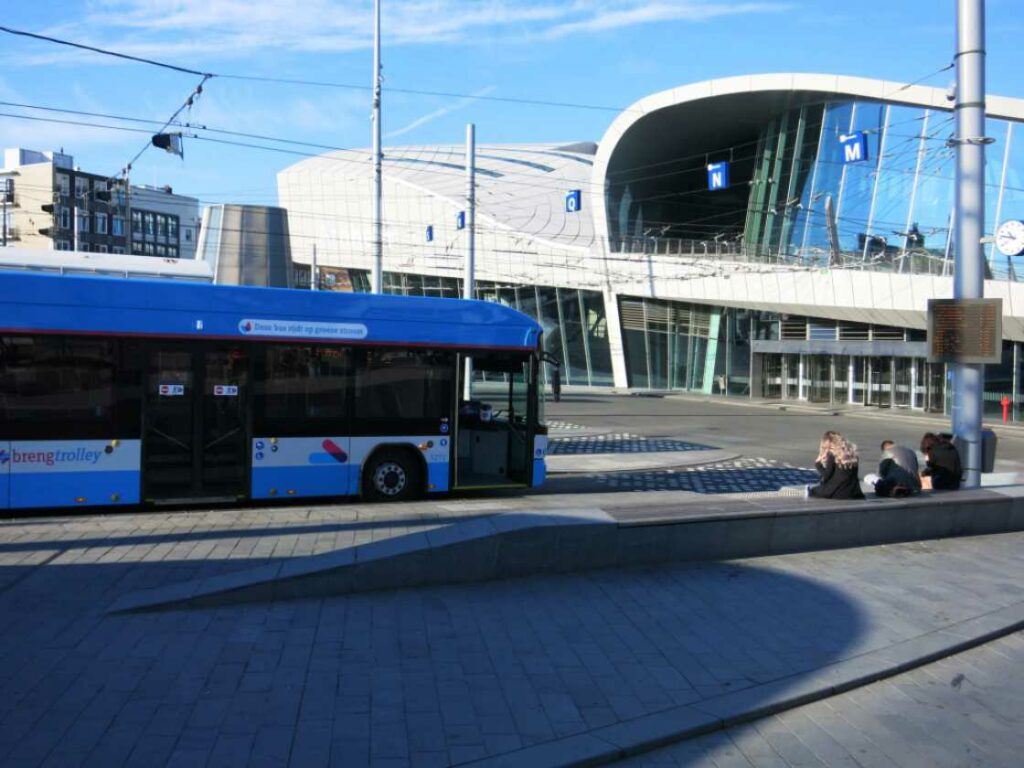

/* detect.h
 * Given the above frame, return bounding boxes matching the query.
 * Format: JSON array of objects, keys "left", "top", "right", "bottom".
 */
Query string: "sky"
[{"left": 2, "top": 0, "right": 1023, "bottom": 207}]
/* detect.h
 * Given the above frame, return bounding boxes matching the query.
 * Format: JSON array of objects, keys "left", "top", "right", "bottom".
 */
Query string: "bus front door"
[
  {"left": 143, "top": 345, "right": 249, "bottom": 502},
  {"left": 455, "top": 354, "right": 533, "bottom": 489}
]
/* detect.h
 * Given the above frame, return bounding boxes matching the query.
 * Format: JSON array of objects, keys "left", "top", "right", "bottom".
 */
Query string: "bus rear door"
[{"left": 143, "top": 344, "right": 250, "bottom": 502}]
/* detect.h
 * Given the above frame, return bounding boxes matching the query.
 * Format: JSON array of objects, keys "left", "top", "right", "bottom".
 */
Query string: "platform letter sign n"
[
  {"left": 840, "top": 132, "right": 868, "bottom": 164},
  {"left": 707, "top": 162, "right": 729, "bottom": 191}
]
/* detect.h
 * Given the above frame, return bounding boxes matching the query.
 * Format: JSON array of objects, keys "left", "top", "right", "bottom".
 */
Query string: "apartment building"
[{"left": 1, "top": 148, "right": 199, "bottom": 259}]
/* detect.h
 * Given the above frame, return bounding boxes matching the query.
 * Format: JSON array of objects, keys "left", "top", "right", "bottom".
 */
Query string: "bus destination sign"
[{"left": 926, "top": 298, "right": 1002, "bottom": 364}]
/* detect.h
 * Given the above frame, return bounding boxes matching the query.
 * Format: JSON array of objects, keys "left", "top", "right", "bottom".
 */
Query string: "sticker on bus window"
[
  {"left": 214, "top": 385, "right": 239, "bottom": 397},
  {"left": 159, "top": 384, "right": 185, "bottom": 396}
]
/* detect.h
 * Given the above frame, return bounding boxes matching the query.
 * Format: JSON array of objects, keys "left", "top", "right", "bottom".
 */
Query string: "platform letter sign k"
[{"left": 706, "top": 162, "right": 729, "bottom": 191}]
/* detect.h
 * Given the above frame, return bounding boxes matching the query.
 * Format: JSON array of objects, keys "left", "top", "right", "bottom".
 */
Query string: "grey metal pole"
[
  {"left": 2, "top": 186, "right": 7, "bottom": 247},
  {"left": 310, "top": 243, "right": 318, "bottom": 291},
  {"left": 370, "top": 0, "right": 383, "bottom": 294},
  {"left": 952, "top": 0, "right": 986, "bottom": 488},
  {"left": 463, "top": 122, "right": 476, "bottom": 401},
  {"left": 73, "top": 199, "right": 79, "bottom": 252}
]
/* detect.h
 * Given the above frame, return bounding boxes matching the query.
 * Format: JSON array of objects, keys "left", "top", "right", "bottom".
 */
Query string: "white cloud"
[
  {"left": 386, "top": 86, "right": 496, "bottom": 138},
  {"left": 19, "top": 1, "right": 790, "bottom": 63}
]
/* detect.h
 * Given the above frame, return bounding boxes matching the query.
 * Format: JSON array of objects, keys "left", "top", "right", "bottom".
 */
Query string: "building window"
[
  {"left": 77, "top": 210, "right": 89, "bottom": 233},
  {"left": 112, "top": 215, "right": 125, "bottom": 236},
  {"left": 143, "top": 212, "right": 154, "bottom": 238},
  {"left": 184, "top": 228, "right": 193, "bottom": 243},
  {"left": 156, "top": 214, "right": 167, "bottom": 239},
  {"left": 74, "top": 177, "right": 89, "bottom": 198},
  {"left": 131, "top": 243, "right": 143, "bottom": 255},
  {"left": 143, "top": 243, "right": 155, "bottom": 255},
  {"left": 167, "top": 218, "right": 178, "bottom": 241},
  {"left": 112, "top": 246, "right": 125, "bottom": 255},
  {"left": 79, "top": 243, "right": 90, "bottom": 252},
  {"left": 58, "top": 206, "right": 71, "bottom": 230},
  {"left": 56, "top": 174, "right": 70, "bottom": 196},
  {"left": 56, "top": 240, "right": 71, "bottom": 251},
  {"left": 156, "top": 245, "right": 168, "bottom": 257},
  {"left": 95, "top": 212, "right": 108, "bottom": 235},
  {"left": 131, "top": 210, "right": 143, "bottom": 236},
  {"left": 97, "top": 244, "right": 108, "bottom": 253}
]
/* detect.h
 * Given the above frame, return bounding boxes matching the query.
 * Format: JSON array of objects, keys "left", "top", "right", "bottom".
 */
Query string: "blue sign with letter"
[
  {"left": 425, "top": 225, "right": 434, "bottom": 242},
  {"left": 565, "top": 189, "right": 581, "bottom": 213},
  {"left": 707, "top": 162, "right": 729, "bottom": 191},
  {"left": 840, "top": 132, "right": 869, "bottom": 164},
  {"left": 456, "top": 211, "right": 466, "bottom": 230}
]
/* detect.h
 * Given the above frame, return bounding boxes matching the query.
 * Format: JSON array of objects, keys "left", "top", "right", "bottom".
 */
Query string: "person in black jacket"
[
  {"left": 920, "top": 432, "right": 962, "bottom": 490},
  {"left": 807, "top": 431, "right": 865, "bottom": 500}
]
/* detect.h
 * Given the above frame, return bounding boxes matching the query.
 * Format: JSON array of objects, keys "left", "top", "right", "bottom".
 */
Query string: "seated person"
[
  {"left": 919, "top": 432, "right": 962, "bottom": 490},
  {"left": 864, "top": 440, "right": 921, "bottom": 498},
  {"left": 807, "top": 431, "right": 865, "bottom": 500}
]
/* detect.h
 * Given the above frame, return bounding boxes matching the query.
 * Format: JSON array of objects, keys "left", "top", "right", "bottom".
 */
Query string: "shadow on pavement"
[
  {"left": 543, "top": 463, "right": 819, "bottom": 495},
  {"left": 0, "top": 550, "right": 867, "bottom": 767}
]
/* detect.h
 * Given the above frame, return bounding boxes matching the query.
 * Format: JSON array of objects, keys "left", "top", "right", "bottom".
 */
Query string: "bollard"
[{"left": 1001, "top": 395, "right": 1010, "bottom": 423}]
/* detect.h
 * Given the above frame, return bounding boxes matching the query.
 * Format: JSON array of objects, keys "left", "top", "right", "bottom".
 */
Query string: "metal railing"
[{"left": 609, "top": 236, "right": 1021, "bottom": 282}]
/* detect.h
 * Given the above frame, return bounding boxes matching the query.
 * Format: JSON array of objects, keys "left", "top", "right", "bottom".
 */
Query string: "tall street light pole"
[
  {"left": 952, "top": 0, "right": 986, "bottom": 488},
  {"left": 462, "top": 122, "right": 476, "bottom": 401},
  {"left": 371, "top": 0, "right": 383, "bottom": 294}
]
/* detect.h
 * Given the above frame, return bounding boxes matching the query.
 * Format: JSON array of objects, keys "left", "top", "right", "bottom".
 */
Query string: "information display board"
[{"left": 927, "top": 298, "right": 1003, "bottom": 364}]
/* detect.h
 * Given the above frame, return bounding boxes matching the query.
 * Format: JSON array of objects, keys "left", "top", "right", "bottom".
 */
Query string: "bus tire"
[{"left": 362, "top": 448, "right": 422, "bottom": 502}]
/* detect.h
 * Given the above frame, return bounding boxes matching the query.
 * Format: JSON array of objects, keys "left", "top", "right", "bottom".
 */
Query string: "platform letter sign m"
[
  {"left": 840, "top": 133, "right": 868, "bottom": 164},
  {"left": 707, "top": 162, "right": 729, "bottom": 191}
]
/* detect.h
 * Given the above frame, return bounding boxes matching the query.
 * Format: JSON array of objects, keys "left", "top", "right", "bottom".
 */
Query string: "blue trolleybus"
[{"left": 0, "top": 272, "right": 548, "bottom": 510}]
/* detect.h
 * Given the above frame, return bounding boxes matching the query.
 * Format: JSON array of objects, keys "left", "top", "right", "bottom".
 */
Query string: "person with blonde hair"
[{"left": 806, "top": 430, "right": 865, "bottom": 499}]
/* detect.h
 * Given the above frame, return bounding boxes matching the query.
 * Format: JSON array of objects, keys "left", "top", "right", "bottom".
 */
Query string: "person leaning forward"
[
  {"left": 920, "top": 432, "right": 962, "bottom": 490},
  {"left": 865, "top": 440, "right": 921, "bottom": 497}
]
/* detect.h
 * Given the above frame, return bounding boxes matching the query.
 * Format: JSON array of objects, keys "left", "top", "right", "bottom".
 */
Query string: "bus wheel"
[{"left": 363, "top": 449, "right": 421, "bottom": 502}]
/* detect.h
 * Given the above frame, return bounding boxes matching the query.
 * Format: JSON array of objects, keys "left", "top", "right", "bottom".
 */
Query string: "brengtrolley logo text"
[{"left": 9, "top": 448, "right": 104, "bottom": 467}]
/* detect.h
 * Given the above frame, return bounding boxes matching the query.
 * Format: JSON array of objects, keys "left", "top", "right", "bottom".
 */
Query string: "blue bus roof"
[{"left": 0, "top": 272, "right": 542, "bottom": 351}]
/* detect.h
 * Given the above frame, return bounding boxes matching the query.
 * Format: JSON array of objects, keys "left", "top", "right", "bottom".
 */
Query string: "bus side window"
[
  {"left": 352, "top": 349, "right": 453, "bottom": 436},
  {"left": 0, "top": 335, "right": 117, "bottom": 440}
]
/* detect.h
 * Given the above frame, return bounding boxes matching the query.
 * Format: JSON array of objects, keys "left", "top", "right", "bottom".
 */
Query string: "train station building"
[{"left": 277, "top": 74, "right": 1024, "bottom": 420}]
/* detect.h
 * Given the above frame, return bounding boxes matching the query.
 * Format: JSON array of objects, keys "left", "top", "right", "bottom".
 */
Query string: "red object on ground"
[{"left": 1001, "top": 395, "right": 1011, "bottom": 423}]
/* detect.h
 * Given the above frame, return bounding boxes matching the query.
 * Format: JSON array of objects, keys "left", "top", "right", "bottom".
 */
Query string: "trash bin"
[
  {"left": 951, "top": 430, "right": 997, "bottom": 473},
  {"left": 982, "top": 428, "right": 997, "bottom": 473}
]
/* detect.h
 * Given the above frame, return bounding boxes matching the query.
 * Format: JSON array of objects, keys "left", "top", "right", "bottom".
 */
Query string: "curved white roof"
[
  {"left": 591, "top": 73, "right": 1024, "bottom": 247},
  {"left": 280, "top": 142, "right": 598, "bottom": 251}
]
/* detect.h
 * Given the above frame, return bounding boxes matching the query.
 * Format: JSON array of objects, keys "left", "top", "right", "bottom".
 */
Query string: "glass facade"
[
  {"left": 744, "top": 100, "right": 1024, "bottom": 280},
  {"left": 299, "top": 267, "right": 614, "bottom": 388},
  {"left": 619, "top": 297, "right": 772, "bottom": 395}
]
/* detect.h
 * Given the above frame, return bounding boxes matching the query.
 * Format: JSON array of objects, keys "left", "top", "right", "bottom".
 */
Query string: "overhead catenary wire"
[{"left": 0, "top": 24, "right": 628, "bottom": 113}]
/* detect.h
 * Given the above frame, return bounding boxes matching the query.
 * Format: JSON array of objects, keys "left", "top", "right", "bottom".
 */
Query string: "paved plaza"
[
  {"left": 0, "top": 393, "right": 1021, "bottom": 767},
  {"left": 621, "top": 630, "right": 1024, "bottom": 767},
  {"left": 0, "top": 510, "right": 1020, "bottom": 766}
]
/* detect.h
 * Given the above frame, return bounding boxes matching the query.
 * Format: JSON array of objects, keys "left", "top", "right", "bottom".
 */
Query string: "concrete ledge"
[
  {"left": 457, "top": 600, "right": 1024, "bottom": 767},
  {"left": 108, "top": 488, "right": 1024, "bottom": 613}
]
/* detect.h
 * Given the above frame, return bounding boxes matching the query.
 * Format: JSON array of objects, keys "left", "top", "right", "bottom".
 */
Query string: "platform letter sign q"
[
  {"left": 840, "top": 132, "right": 869, "bottom": 164},
  {"left": 706, "top": 162, "right": 729, "bottom": 191},
  {"left": 565, "top": 189, "right": 582, "bottom": 213}
]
